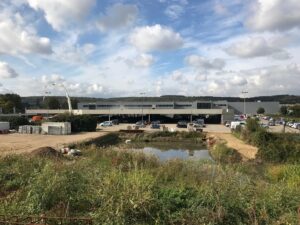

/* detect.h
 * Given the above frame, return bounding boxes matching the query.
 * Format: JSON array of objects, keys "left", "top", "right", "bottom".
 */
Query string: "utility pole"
[
  {"left": 241, "top": 91, "right": 248, "bottom": 117},
  {"left": 140, "top": 92, "right": 146, "bottom": 124},
  {"left": 52, "top": 83, "right": 72, "bottom": 114}
]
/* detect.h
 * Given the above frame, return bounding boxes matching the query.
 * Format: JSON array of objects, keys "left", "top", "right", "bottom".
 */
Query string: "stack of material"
[
  {"left": 0, "top": 122, "right": 9, "bottom": 134},
  {"left": 19, "top": 125, "right": 32, "bottom": 134},
  {"left": 32, "top": 126, "right": 42, "bottom": 134},
  {"left": 19, "top": 125, "right": 41, "bottom": 134},
  {"left": 41, "top": 122, "right": 71, "bottom": 135}
]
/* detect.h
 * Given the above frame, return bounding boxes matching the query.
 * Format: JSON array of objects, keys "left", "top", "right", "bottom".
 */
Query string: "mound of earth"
[{"left": 31, "top": 147, "right": 63, "bottom": 158}]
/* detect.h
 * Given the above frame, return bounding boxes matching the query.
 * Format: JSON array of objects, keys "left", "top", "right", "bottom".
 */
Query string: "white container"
[
  {"left": 0, "top": 122, "right": 9, "bottom": 131},
  {"left": 42, "top": 122, "right": 71, "bottom": 135}
]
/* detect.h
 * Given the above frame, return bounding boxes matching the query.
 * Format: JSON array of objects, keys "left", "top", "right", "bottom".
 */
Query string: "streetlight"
[
  {"left": 241, "top": 91, "right": 248, "bottom": 117},
  {"left": 140, "top": 92, "right": 146, "bottom": 124},
  {"left": 52, "top": 83, "right": 72, "bottom": 114}
]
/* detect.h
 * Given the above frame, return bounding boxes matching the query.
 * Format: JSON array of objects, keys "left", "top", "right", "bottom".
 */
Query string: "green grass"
[{"left": 0, "top": 133, "right": 299, "bottom": 224}]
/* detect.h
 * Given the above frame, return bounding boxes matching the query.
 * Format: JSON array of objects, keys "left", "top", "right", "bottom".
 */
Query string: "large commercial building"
[{"left": 25, "top": 100, "right": 280, "bottom": 124}]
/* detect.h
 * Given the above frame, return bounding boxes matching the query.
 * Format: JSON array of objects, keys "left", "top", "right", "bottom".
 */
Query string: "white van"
[{"left": 230, "top": 121, "right": 246, "bottom": 129}]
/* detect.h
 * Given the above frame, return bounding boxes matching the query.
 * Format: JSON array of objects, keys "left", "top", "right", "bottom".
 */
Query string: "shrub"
[
  {"left": 92, "top": 169, "right": 156, "bottom": 224},
  {"left": 257, "top": 107, "right": 265, "bottom": 114},
  {"left": 0, "top": 116, "right": 29, "bottom": 129},
  {"left": 210, "top": 143, "right": 242, "bottom": 163},
  {"left": 246, "top": 118, "right": 260, "bottom": 133},
  {"left": 51, "top": 114, "right": 97, "bottom": 132},
  {"left": 255, "top": 134, "right": 300, "bottom": 163},
  {"left": 24, "top": 164, "right": 92, "bottom": 214}
]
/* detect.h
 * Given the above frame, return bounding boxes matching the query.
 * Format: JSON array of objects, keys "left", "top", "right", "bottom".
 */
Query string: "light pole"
[
  {"left": 241, "top": 91, "right": 248, "bottom": 117},
  {"left": 140, "top": 92, "right": 146, "bottom": 124},
  {"left": 52, "top": 83, "right": 72, "bottom": 114}
]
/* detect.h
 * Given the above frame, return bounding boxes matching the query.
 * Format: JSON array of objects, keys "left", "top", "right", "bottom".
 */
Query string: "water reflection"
[{"left": 137, "top": 147, "right": 212, "bottom": 161}]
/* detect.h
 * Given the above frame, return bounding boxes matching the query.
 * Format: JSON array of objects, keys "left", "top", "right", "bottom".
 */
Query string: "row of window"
[{"left": 81, "top": 103, "right": 216, "bottom": 109}]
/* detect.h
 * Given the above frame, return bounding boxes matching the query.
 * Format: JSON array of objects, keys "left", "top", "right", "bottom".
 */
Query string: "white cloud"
[
  {"left": 98, "top": 3, "right": 138, "bottom": 32},
  {"left": 171, "top": 70, "right": 183, "bottom": 81},
  {"left": 247, "top": 0, "right": 300, "bottom": 31},
  {"left": 0, "top": 17, "right": 52, "bottom": 55},
  {"left": 230, "top": 75, "right": 247, "bottom": 86},
  {"left": 41, "top": 74, "right": 65, "bottom": 84},
  {"left": 0, "top": 62, "right": 18, "bottom": 78},
  {"left": 118, "top": 53, "right": 155, "bottom": 68},
  {"left": 165, "top": 4, "right": 184, "bottom": 19},
  {"left": 225, "top": 37, "right": 288, "bottom": 59},
  {"left": 129, "top": 24, "right": 183, "bottom": 52},
  {"left": 27, "top": 0, "right": 95, "bottom": 31},
  {"left": 185, "top": 55, "right": 225, "bottom": 70},
  {"left": 133, "top": 54, "right": 155, "bottom": 67}
]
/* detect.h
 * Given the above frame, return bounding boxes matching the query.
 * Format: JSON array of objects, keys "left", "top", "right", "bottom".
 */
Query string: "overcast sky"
[{"left": 0, "top": 0, "right": 300, "bottom": 97}]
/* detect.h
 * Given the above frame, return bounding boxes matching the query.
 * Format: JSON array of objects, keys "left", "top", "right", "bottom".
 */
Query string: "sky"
[{"left": 0, "top": 0, "right": 300, "bottom": 98}]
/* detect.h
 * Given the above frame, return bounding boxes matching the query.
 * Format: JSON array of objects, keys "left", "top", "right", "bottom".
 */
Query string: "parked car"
[
  {"left": 134, "top": 121, "right": 146, "bottom": 128},
  {"left": 99, "top": 121, "right": 113, "bottom": 127},
  {"left": 268, "top": 120, "right": 275, "bottom": 126},
  {"left": 151, "top": 122, "right": 160, "bottom": 129},
  {"left": 260, "top": 123, "right": 269, "bottom": 129},
  {"left": 151, "top": 120, "right": 161, "bottom": 124},
  {"left": 193, "top": 119, "right": 206, "bottom": 127},
  {"left": 177, "top": 121, "right": 187, "bottom": 128},
  {"left": 230, "top": 121, "right": 246, "bottom": 129},
  {"left": 292, "top": 123, "right": 300, "bottom": 129},
  {"left": 111, "top": 119, "right": 119, "bottom": 125}
]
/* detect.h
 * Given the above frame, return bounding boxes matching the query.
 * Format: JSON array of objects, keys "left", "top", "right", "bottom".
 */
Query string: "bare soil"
[
  {"left": 210, "top": 133, "right": 258, "bottom": 160},
  {"left": 0, "top": 132, "right": 108, "bottom": 156}
]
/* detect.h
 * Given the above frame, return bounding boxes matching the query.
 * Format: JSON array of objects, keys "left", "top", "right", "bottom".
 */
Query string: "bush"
[
  {"left": 51, "top": 114, "right": 97, "bottom": 132},
  {"left": 246, "top": 118, "right": 260, "bottom": 133},
  {"left": 257, "top": 107, "right": 265, "bottom": 114},
  {"left": 210, "top": 143, "right": 242, "bottom": 163},
  {"left": 0, "top": 116, "right": 29, "bottom": 129}
]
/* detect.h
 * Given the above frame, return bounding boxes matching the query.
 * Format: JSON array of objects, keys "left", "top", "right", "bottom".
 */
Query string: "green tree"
[
  {"left": 61, "top": 98, "right": 78, "bottom": 110},
  {"left": 0, "top": 93, "right": 23, "bottom": 113},
  {"left": 45, "top": 97, "right": 60, "bottom": 109},
  {"left": 289, "top": 104, "right": 300, "bottom": 117},
  {"left": 257, "top": 107, "right": 265, "bottom": 114},
  {"left": 280, "top": 106, "right": 288, "bottom": 115}
]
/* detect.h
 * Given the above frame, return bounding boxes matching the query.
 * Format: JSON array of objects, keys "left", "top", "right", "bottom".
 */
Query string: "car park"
[
  {"left": 230, "top": 121, "right": 246, "bottom": 129},
  {"left": 193, "top": 119, "right": 206, "bottom": 127},
  {"left": 111, "top": 119, "right": 119, "bottom": 125},
  {"left": 177, "top": 121, "right": 187, "bottom": 128},
  {"left": 99, "top": 121, "right": 113, "bottom": 127},
  {"left": 292, "top": 123, "right": 300, "bottom": 129},
  {"left": 260, "top": 123, "right": 269, "bottom": 129},
  {"left": 151, "top": 122, "right": 160, "bottom": 129},
  {"left": 134, "top": 121, "right": 146, "bottom": 128}
]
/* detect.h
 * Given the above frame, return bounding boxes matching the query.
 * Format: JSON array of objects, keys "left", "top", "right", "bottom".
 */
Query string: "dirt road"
[
  {"left": 210, "top": 133, "right": 258, "bottom": 160},
  {"left": 0, "top": 132, "right": 108, "bottom": 155}
]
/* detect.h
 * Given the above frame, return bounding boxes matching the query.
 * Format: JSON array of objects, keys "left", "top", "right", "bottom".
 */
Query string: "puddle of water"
[
  {"left": 140, "top": 147, "right": 212, "bottom": 161},
  {"left": 127, "top": 142, "right": 212, "bottom": 161}
]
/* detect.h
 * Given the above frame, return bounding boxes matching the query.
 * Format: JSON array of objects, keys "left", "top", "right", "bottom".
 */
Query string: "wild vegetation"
[
  {"left": 50, "top": 114, "right": 97, "bottom": 132},
  {"left": 0, "top": 116, "right": 29, "bottom": 129},
  {"left": 125, "top": 131, "right": 206, "bottom": 144},
  {"left": 0, "top": 133, "right": 299, "bottom": 224},
  {"left": 234, "top": 118, "right": 300, "bottom": 163}
]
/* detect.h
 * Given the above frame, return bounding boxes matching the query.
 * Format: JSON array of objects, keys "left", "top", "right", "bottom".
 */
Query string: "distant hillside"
[{"left": 21, "top": 94, "right": 300, "bottom": 109}]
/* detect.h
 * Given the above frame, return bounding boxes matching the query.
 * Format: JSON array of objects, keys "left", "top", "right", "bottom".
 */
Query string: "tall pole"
[
  {"left": 140, "top": 92, "right": 146, "bottom": 124},
  {"left": 242, "top": 91, "right": 248, "bottom": 117},
  {"left": 52, "top": 83, "right": 72, "bottom": 114}
]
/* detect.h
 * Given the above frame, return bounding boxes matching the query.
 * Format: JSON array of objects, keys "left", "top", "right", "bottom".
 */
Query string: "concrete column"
[{"left": 148, "top": 114, "right": 151, "bottom": 123}]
